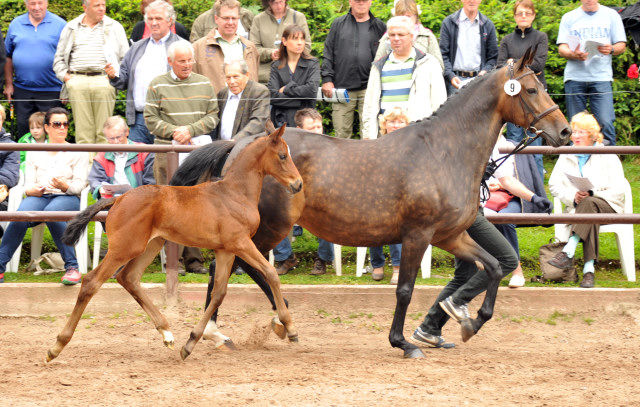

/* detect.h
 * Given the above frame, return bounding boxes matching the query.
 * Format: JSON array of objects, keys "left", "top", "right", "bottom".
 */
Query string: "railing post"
[{"left": 165, "top": 151, "right": 180, "bottom": 304}]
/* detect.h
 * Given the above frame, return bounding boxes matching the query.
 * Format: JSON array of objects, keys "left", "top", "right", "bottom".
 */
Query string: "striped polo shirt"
[
  {"left": 69, "top": 21, "right": 108, "bottom": 72},
  {"left": 380, "top": 48, "right": 416, "bottom": 113}
]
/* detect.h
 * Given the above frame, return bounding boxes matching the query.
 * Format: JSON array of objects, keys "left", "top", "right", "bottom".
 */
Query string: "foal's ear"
[
  {"left": 269, "top": 124, "right": 287, "bottom": 144},
  {"left": 515, "top": 45, "right": 537, "bottom": 72}
]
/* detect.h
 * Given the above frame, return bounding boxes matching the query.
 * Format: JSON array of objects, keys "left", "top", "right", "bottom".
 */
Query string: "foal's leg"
[
  {"left": 181, "top": 250, "right": 235, "bottom": 360},
  {"left": 234, "top": 243, "right": 297, "bottom": 342},
  {"left": 116, "top": 237, "right": 175, "bottom": 349},
  {"left": 46, "top": 253, "right": 130, "bottom": 362}
]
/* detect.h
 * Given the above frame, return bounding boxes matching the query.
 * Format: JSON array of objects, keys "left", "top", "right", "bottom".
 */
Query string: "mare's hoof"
[
  {"left": 461, "top": 319, "right": 476, "bottom": 342},
  {"left": 404, "top": 347, "right": 426, "bottom": 359},
  {"left": 271, "top": 317, "right": 287, "bottom": 339},
  {"left": 180, "top": 346, "right": 191, "bottom": 361},
  {"left": 288, "top": 333, "right": 299, "bottom": 343},
  {"left": 217, "top": 339, "right": 236, "bottom": 351}
]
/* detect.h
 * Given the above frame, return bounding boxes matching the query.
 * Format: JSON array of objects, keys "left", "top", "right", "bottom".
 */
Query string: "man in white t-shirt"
[{"left": 557, "top": 0, "right": 626, "bottom": 145}]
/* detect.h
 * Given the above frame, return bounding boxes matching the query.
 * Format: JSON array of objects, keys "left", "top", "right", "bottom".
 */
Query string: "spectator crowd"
[{"left": 0, "top": 0, "right": 632, "bottom": 292}]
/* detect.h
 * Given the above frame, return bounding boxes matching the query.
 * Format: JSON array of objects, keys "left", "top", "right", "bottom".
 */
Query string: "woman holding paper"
[
  {"left": 548, "top": 112, "right": 627, "bottom": 288},
  {"left": 0, "top": 107, "right": 89, "bottom": 285}
]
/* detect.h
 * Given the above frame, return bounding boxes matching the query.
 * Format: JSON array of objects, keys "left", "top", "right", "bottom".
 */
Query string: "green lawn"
[{"left": 3, "top": 156, "right": 639, "bottom": 289}]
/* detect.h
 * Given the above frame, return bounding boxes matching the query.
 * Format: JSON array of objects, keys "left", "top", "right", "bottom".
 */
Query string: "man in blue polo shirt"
[{"left": 3, "top": 0, "right": 66, "bottom": 139}]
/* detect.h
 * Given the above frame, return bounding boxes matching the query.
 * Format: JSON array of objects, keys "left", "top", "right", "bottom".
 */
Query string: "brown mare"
[
  {"left": 47, "top": 127, "right": 302, "bottom": 362},
  {"left": 172, "top": 48, "right": 572, "bottom": 359}
]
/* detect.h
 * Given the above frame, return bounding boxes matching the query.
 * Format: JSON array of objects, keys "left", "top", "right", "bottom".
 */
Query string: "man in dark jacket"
[
  {"left": 0, "top": 105, "right": 20, "bottom": 217},
  {"left": 320, "top": 0, "right": 385, "bottom": 139},
  {"left": 215, "top": 60, "right": 270, "bottom": 140},
  {"left": 439, "top": 0, "right": 498, "bottom": 96}
]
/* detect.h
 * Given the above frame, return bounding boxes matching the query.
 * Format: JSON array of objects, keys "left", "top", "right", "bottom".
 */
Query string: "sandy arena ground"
[{"left": 1, "top": 284, "right": 639, "bottom": 406}]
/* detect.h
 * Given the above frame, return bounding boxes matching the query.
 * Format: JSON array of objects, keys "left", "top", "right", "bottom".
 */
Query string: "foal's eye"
[
  {"left": 279, "top": 154, "right": 287, "bottom": 160},
  {"left": 527, "top": 88, "right": 537, "bottom": 95}
]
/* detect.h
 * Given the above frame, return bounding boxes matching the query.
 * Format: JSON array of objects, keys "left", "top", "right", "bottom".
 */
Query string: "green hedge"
[{"left": 1, "top": 0, "right": 639, "bottom": 142}]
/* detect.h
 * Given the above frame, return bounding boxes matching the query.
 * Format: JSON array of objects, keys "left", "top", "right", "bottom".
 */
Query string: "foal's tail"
[
  {"left": 169, "top": 140, "right": 236, "bottom": 186},
  {"left": 61, "top": 198, "right": 117, "bottom": 246}
]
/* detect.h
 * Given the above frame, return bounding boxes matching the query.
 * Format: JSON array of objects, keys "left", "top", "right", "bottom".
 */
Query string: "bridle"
[{"left": 480, "top": 62, "right": 559, "bottom": 202}]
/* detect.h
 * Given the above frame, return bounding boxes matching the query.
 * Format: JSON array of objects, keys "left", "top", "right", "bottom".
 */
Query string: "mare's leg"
[
  {"left": 444, "top": 212, "right": 517, "bottom": 341},
  {"left": 182, "top": 250, "right": 235, "bottom": 360},
  {"left": 46, "top": 252, "right": 132, "bottom": 362},
  {"left": 116, "top": 237, "right": 176, "bottom": 349},
  {"left": 389, "top": 232, "right": 431, "bottom": 359}
]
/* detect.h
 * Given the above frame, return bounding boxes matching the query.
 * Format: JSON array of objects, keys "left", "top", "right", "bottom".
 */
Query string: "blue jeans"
[
  {"left": 564, "top": 80, "right": 616, "bottom": 145},
  {"left": 273, "top": 236, "right": 334, "bottom": 263},
  {"left": 493, "top": 198, "right": 522, "bottom": 260},
  {"left": 128, "top": 112, "right": 154, "bottom": 144},
  {"left": 505, "top": 123, "right": 544, "bottom": 181},
  {"left": 369, "top": 244, "right": 402, "bottom": 268},
  {"left": 0, "top": 195, "right": 80, "bottom": 273}
]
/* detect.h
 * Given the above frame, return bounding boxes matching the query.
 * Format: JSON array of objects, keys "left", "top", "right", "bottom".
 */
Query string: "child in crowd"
[{"left": 17, "top": 112, "right": 48, "bottom": 172}]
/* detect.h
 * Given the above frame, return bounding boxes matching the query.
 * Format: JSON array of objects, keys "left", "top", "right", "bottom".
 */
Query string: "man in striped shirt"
[
  {"left": 52, "top": 0, "right": 129, "bottom": 144},
  {"left": 361, "top": 16, "right": 446, "bottom": 139}
]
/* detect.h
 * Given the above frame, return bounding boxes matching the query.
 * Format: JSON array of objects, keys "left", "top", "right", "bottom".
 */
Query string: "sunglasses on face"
[{"left": 49, "top": 121, "right": 70, "bottom": 129}]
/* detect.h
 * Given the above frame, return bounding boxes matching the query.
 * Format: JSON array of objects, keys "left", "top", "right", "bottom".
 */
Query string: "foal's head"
[{"left": 262, "top": 125, "right": 303, "bottom": 194}]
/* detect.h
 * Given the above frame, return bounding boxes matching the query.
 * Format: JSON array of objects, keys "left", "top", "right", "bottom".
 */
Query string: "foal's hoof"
[
  {"left": 461, "top": 319, "right": 476, "bottom": 343},
  {"left": 180, "top": 346, "right": 191, "bottom": 361},
  {"left": 404, "top": 347, "right": 426, "bottom": 359},
  {"left": 217, "top": 339, "right": 236, "bottom": 351},
  {"left": 271, "top": 317, "right": 287, "bottom": 340},
  {"left": 45, "top": 350, "right": 57, "bottom": 363},
  {"left": 287, "top": 333, "right": 299, "bottom": 343}
]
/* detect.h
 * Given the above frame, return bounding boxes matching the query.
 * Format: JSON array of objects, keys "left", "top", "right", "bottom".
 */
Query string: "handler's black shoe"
[
  {"left": 439, "top": 296, "right": 470, "bottom": 323},
  {"left": 547, "top": 251, "right": 572, "bottom": 269}
]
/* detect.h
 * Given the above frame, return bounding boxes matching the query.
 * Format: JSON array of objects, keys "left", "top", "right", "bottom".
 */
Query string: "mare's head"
[
  {"left": 499, "top": 46, "right": 571, "bottom": 147},
  {"left": 262, "top": 125, "right": 303, "bottom": 194}
]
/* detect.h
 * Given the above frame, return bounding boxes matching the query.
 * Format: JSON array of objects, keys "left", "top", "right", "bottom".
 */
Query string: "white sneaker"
[{"left": 508, "top": 274, "right": 525, "bottom": 288}]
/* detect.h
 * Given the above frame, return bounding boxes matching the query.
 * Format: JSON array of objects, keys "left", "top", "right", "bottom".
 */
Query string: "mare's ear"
[
  {"left": 265, "top": 119, "right": 276, "bottom": 135},
  {"left": 268, "top": 124, "right": 286, "bottom": 145},
  {"left": 515, "top": 45, "right": 537, "bottom": 72}
]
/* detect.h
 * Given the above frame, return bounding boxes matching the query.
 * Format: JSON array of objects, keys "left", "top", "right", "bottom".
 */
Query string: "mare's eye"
[
  {"left": 279, "top": 154, "right": 287, "bottom": 160},
  {"left": 527, "top": 88, "right": 537, "bottom": 95}
]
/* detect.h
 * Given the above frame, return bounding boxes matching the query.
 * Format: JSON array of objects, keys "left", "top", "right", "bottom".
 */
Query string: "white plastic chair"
[
  {"left": 355, "top": 245, "right": 433, "bottom": 278},
  {"left": 553, "top": 179, "right": 635, "bottom": 282},
  {"left": 6, "top": 185, "right": 90, "bottom": 274}
]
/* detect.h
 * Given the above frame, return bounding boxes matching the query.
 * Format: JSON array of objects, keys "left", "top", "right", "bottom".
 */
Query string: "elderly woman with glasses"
[
  {"left": 548, "top": 112, "right": 627, "bottom": 288},
  {"left": 0, "top": 107, "right": 89, "bottom": 286}
]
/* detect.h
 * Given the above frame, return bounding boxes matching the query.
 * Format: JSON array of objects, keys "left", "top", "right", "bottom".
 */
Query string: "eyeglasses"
[
  {"left": 515, "top": 11, "right": 534, "bottom": 17},
  {"left": 174, "top": 59, "right": 195, "bottom": 66},
  {"left": 217, "top": 16, "right": 239, "bottom": 22},
  {"left": 49, "top": 121, "right": 70, "bottom": 129},
  {"left": 106, "top": 134, "right": 126, "bottom": 142}
]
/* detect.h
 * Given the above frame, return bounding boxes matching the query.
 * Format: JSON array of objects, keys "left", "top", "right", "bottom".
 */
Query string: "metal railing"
[{"left": 1, "top": 143, "right": 638, "bottom": 300}]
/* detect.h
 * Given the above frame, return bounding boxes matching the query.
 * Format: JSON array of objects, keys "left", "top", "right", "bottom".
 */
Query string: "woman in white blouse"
[{"left": 0, "top": 107, "right": 88, "bottom": 285}]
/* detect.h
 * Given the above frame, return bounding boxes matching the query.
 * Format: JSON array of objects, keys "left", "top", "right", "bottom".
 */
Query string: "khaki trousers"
[
  {"left": 65, "top": 74, "right": 115, "bottom": 144},
  {"left": 331, "top": 88, "right": 366, "bottom": 139}
]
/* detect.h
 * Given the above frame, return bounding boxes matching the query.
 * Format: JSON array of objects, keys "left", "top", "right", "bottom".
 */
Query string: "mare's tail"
[
  {"left": 169, "top": 140, "right": 236, "bottom": 186},
  {"left": 61, "top": 198, "right": 117, "bottom": 246}
]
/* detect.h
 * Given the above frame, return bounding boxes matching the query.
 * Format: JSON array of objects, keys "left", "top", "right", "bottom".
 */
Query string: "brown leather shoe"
[
  {"left": 276, "top": 256, "right": 299, "bottom": 275},
  {"left": 547, "top": 251, "right": 572, "bottom": 269},
  {"left": 580, "top": 272, "right": 595, "bottom": 288},
  {"left": 310, "top": 258, "right": 327, "bottom": 275},
  {"left": 371, "top": 267, "right": 384, "bottom": 281}
]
